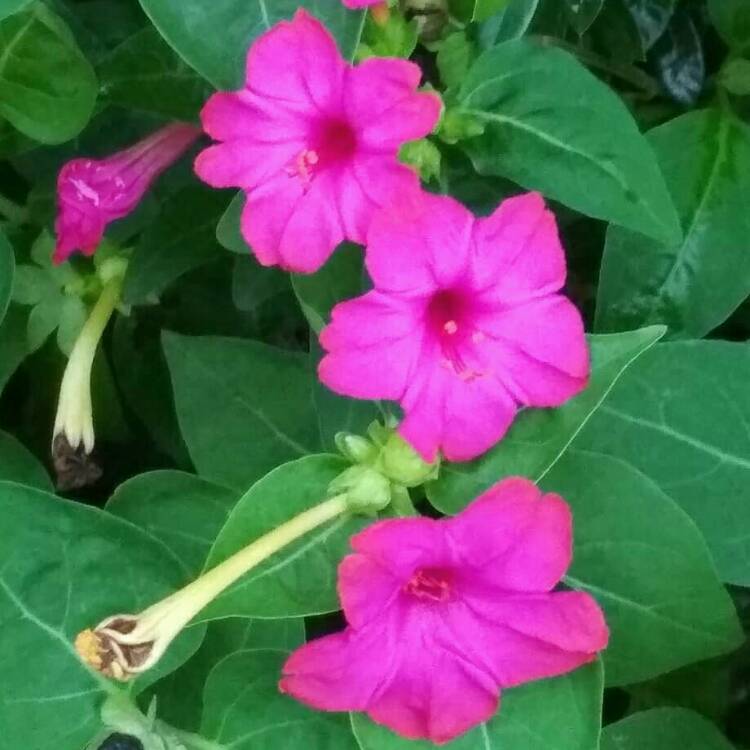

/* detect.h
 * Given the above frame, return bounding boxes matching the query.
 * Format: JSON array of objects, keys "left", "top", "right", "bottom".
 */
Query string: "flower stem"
[
  {"left": 53, "top": 277, "right": 123, "bottom": 455},
  {"left": 76, "top": 494, "right": 350, "bottom": 680},
  {"left": 0, "top": 192, "right": 28, "bottom": 224}
]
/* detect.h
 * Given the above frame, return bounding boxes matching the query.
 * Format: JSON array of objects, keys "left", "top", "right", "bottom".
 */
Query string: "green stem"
[
  {"left": 158, "top": 724, "right": 226, "bottom": 750},
  {"left": 0, "top": 193, "right": 28, "bottom": 224}
]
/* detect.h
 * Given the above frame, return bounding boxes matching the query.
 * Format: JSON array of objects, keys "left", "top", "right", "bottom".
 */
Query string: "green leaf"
[
  {"left": 201, "top": 649, "right": 359, "bottom": 749},
  {"left": 27, "top": 294, "right": 62, "bottom": 353},
  {"left": 163, "top": 332, "right": 319, "bottom": 491},
  {"left": 652, "top": 9, "right": 704, "bottom": 105},
  {"left": 0, "top": 228, "right": 12, "bottom": 325},
  {"left": 107, "top": 470, "right": 238, "bottom": 577},
  {"left": 543, "top": 450, "right": 742, "bottom": 686},
  {"left": 708, "top": 0, "right": 750, "bottom": 52},
  {"left": 216, "top": 192, "right": 246, "bottom": 255},
  {"left": 437, "top": 32, "right": 476, "bottom": 92},
  {"left": 137, "top": 0, "right": 366, "bottom": 90},
  {"left": 123, "top": 187, "right": 228, "bottom": 305},
  {"left": 622, "top": 0, "right": 676, "bottom": 49},
  {"left": 601, "top": 708, "right": 735, "bottom": 750},
  {"left": 231, "top": 255, "right": 289, "bottom": 313},
  {"left": 291, "top": 245, "right": 365, "bottom": 334},
  {"left": 589, "top": 0, "right": 645, "bottom": 63},
  {"left": 56, "top": 294, "right": 87, "bottom": 355},
  {"left": 457, "top": 40, "right": 680, "bottom": 244},
  {"left": 0, "top": 305, "right": 28, "bottom": 395},
  {"left": 0, "top": 430, "right": 52, "bottom": 490},
  {"left": 596, "top": 110, "right": 750, "bottom": 339},
  {"left": 0, "top": 482, "right": 205, "bottom": 750},
  {"left": 575, "top": 340, "right": 750, "bottom": 586},
  {"left": 563, "top": 0, "right": 604, "bottom": 35},
  {"left": 201, "top": 454, "right": 367, "bottom": 620},
  {"left": 98, "top": 26, "right": 211, "bottom": 121},
  {"left": 478, "top": 0, "right": 539, "bottom": 47},
  {"left": 0, "top": 4, "right": 98, "bottom": 144},
  {"left": 352, "top": 661, "right": 603, "bottom": 750},
  {"left": 428, "top": 326, "right": 665, "bottom": 514},
  {"left": 149, "top": 618, "right": 304, "bottom": 732},
  {"left": 719, "top": 58, "right": 750, "bottom": 95},
  {"left": 0, "top": 0, "right": 32, "bottom": 21}
]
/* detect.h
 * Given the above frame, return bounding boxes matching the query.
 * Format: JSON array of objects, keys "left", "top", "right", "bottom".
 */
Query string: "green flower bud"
[
  {"left": 379, "top": 433, "right": 439, "bottom": 487},
  {"left": 335, "top": 432, "right": 378, "bottom": 464},
  {"left": 329, "top": 465, "right": 392, "bottom": 516},
  {"left": 437, "top": 108, "right": 485, "bottom": 145},
  {"left": 399, "top": 138, "right": 442, "bottom": 183}
]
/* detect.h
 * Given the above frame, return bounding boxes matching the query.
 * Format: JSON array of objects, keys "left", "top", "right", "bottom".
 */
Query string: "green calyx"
[{"left": 331, "top": 419, "right": 440, "bottom": 516}]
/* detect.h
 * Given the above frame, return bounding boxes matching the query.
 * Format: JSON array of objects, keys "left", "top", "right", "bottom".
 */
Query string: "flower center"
[
  {"left": 405, "top": 567, "right": 454, "bottom": 602},
  {"left": 426, "top": 290, "right": 485, "bottom": 381},
  {"left": 286, "top": 118, "right": 357, "bottom": 191}
]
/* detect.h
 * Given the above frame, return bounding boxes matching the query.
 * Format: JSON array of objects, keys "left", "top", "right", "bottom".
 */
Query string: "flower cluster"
[{"left": 57, "top": 6, "right": 606, "bottom": 745}]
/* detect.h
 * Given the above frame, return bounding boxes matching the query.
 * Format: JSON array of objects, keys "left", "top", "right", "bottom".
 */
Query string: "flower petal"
[
  {"left": 346, "top": 58, "right": 441, "bottom": 152},
  {"left": 194, "top": 140, "right": 299, "bottom": 189},
  {"left": 365, "top": 191, "right": 474, "bottom": 295},
  {"left": 338, "top": 553, "right": 402, "bottom": 629},
  {"left": 471, "top": 192, "right": 566, "bottom": 303},
  {"left": 452, "top": 591, "right": 608, "bottom": 688},
  {"left": 479, "top": 295, "right": 589, "bottom": 406},
  {"left": 447, "top": 478, "right": 572, "bottom": 592},
  {"left": 241, "top": 171, "right": 343, "bottom": 272},
  {"left": 246, "top": 9, "right": 346, "bottom": 113},
  {"left": 319, "top": 290, "right": 422, "bottom": 400},
  {"left": 280, "top": 625, "right": 386, "bottom": 711}
]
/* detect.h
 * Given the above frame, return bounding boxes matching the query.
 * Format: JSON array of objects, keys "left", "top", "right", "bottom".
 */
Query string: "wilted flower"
[
  {"left": 280, "top": 477, "right": 608, "bottom": 744},
  {"left": 195, "top": 9, "right": 440, "bottom": 273},
  {"left": 54, "top": 123, "right": 200, "bottom": 264},
  {"left": 319, "top": 191, "right": 589, "bottom": 462}
]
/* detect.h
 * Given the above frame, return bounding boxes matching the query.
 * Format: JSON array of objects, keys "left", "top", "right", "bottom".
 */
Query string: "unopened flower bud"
[
  {"left": 399, "top": 138, "right": 442, "bottom": 183},
  {"left": 335, "top": 432, "right": 378, "bottom": 464},
  {"left": 329, "top": 465, "right": 392, "bottom": 515},
  {"left": 437, "top": 108, "right": 486, "bottom": 144},
  {"left": 379, "top": 433, "right": 439, "bottom": 487}
]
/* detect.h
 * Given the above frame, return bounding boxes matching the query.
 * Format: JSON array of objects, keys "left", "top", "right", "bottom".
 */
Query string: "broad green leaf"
[
  {"left": 589, "top": 0, "right": 645, "bottom": 63},
  {"left": 563, "top": 0, "right": 604, "bottom": 35},
  {"left": 478, "top": 0, "right": 539, "bottom": 47},
  {"left": 596, "top": 110, "right": 750, "bottom": 339},
  {"left": 216, "top": 192, "right": 246, "bottom": 255},
  {"left": 543, "top": 450, "right": 742, "bottom": 686},
  {"left": 231, "top": 255, "right": 289, "bottom": 313},
  {"left": 0, "top": 305, "right": 28, "bottom": 395},
  {"left": 98, "top": 26, "right": 211, "bottom": 121},
  {"left": 0, "top": 228, "right": 12, "bottom": 325},
  {"left": 201, "top": 454, "right": 367, "bottom": 619},
  {"left": 437, "top": 32, "right": 476, "bottom": 93},
  {"left": 292, "top": 244, "right": 365, "bottom": 334},
  {"left": 0, "top": 0, "right": 32, "bottom": 21},
  {"left": 150, "top": 618, "right": 304, "bottom": 732},
  {"left": 112, "top": 316, "right": 191, "bottom": 469},
  {"left": 137, "top": 0, "right": 366, "bottom": 90},
  {"left": 453, "top": 0, "right": 511, "bottom": 23},
  {"left": 601, "top": 708, "right": 734, "bottom": 750},
  {"left": 0, "top": 429, "right": 52, "bottom": 490},
  {"left": 0, "top": 482, "right": 205, "bottom": 750},
  {"left": 0, "top": 5, "right": 97, "bottom": 144},
  {"left": 719, "top": 58, "right": 750, "bottom": 96},
  {"left": 123, "top": 187, "right": 227, "bottom": 305},
  {"left": 575, "top": 340, "right": 750, "bottom": 586},
  {"left": 163, "top": 332, "right": 319, "bottom": 491},
  {"left": 107, "top": 470, "right": 238, "bottom": 577},
  {"left": 456, "top": 40, "right": 680, "bottom": 245},
  {"left": 652, "top": 9, "right": 704, "bottom": 105},
  {"left": 201, "top": 649, "right": 359, "bottom": 749},
  {"left": 352, "top": 661, "right": 602, "bottom": 750},
  {"left": 428, "top": 326, "right": 665, "bottom": 514},
  {"left": 709, "top": 0, "right": 750, "bottom": 52}
]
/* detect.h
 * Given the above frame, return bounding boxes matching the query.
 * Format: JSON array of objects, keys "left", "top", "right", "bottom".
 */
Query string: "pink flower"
[
  {"left": 319, "top": 191, "right": 589, "bottom": 462},
  {"left": 342, "top": 0, "right": 385, "bottom": 7},
  {"left": 54, "top": 124, "right": 201, "bottom": 264},
  {"left": 280, "top": 477, "right": 608, "bottom": 744},
  {"left": 194, "top": 10, "right": 441, "bottom": 273}
]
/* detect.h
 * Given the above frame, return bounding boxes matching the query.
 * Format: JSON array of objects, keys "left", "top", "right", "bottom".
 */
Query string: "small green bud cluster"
[{"left": 331, "top": 419, "right": 440, "bottom": 516}]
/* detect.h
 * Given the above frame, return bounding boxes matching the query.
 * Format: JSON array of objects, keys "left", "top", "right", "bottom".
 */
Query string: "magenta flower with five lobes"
[
  {"left": 53, "top": 123, "right": 201, "bottom": 265},
  {"left": 194, "top": 10, "right": 441, "bottom": 273},
  {"left": 342, "top": 0, "right": 386, "bottom": 6},
  {"left": 319, "top": 190, "right": 590, "bottom": 463},
  {"left": 280, "top": 477, "right": 608, "bottom": 744}
]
